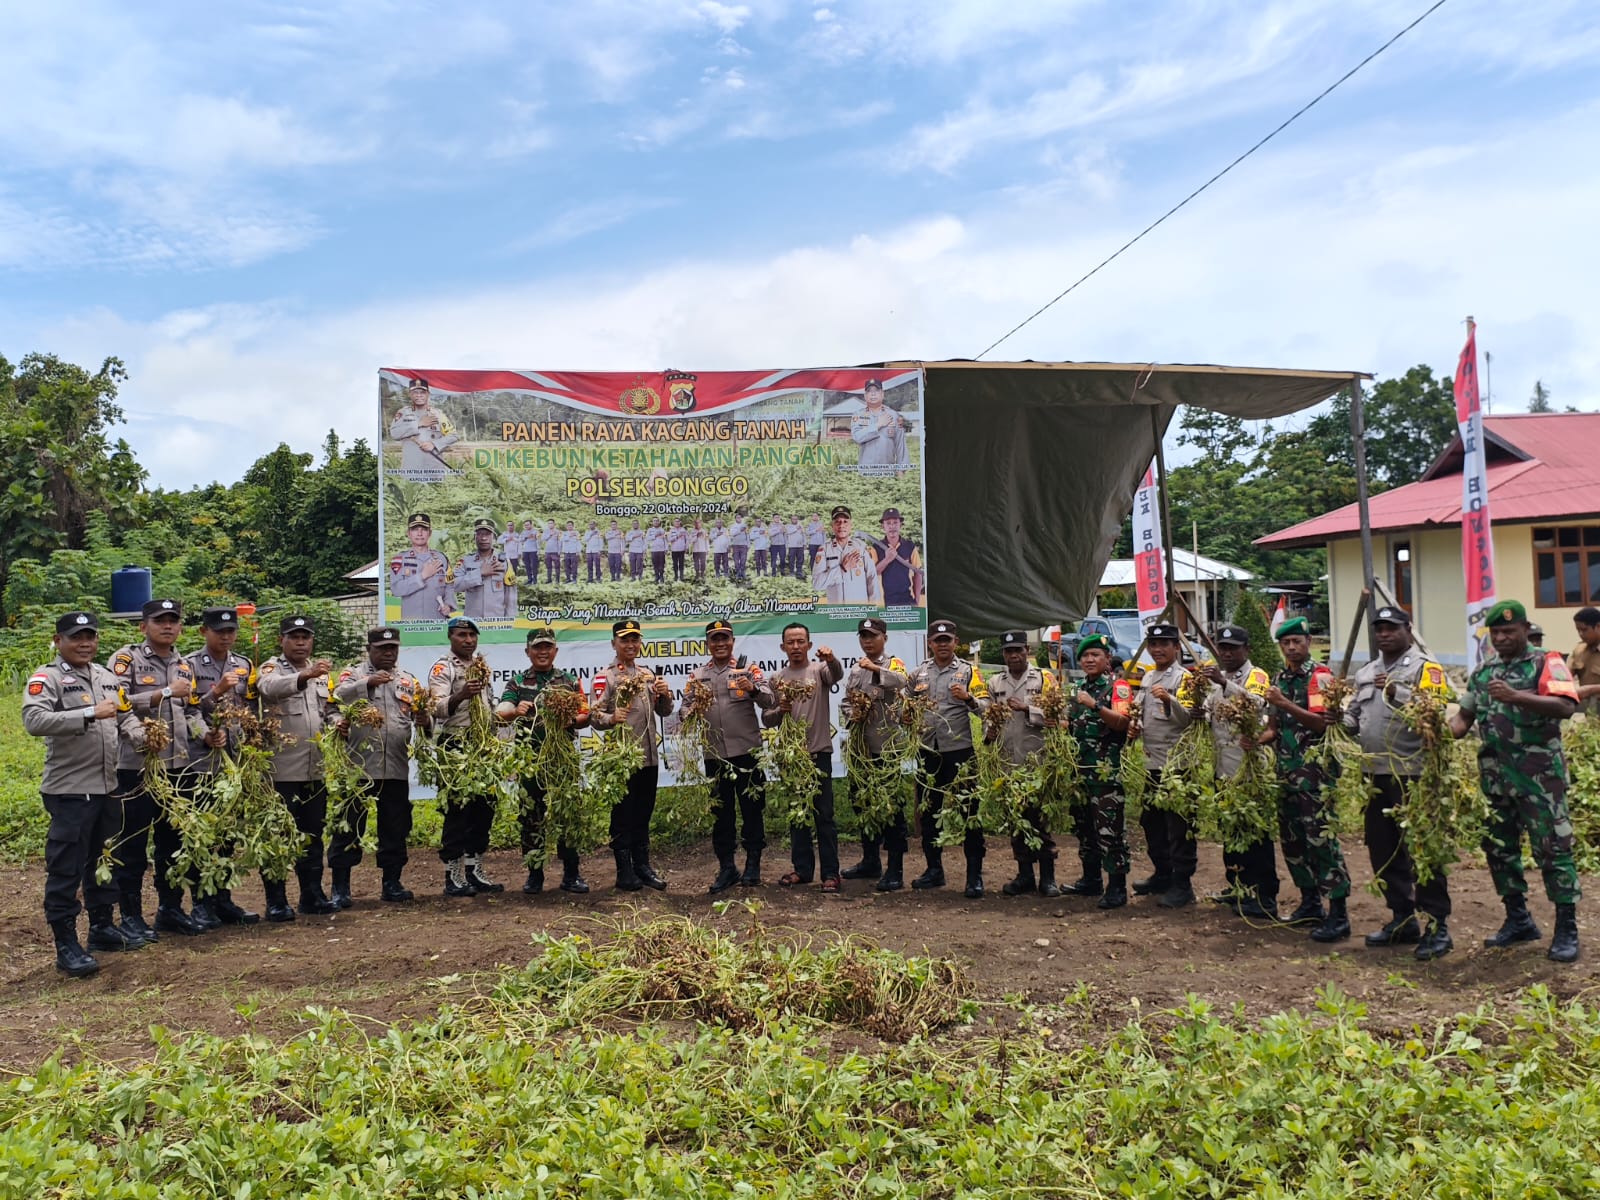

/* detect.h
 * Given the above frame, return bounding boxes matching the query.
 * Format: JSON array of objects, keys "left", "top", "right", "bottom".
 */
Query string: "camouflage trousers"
[
  {"left": 1481, "top": 752, "right": 1582, "bottom": 905},
  {"left": 1072, "top": 785, "right": 1130, "bottom": 876},
  {"left": 1277, "top": 777, "right": 1351, "bottom": 900}
]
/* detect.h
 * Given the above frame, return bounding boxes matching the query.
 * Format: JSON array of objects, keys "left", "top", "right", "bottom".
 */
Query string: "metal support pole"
[{"left": 1349, "top": 376, "right": 1378, "bottom": 659}]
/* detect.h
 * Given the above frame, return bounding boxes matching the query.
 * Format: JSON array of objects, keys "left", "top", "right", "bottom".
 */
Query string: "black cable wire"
[{"left": 975, "top": 0, "right": 1454, "bottom": 360}]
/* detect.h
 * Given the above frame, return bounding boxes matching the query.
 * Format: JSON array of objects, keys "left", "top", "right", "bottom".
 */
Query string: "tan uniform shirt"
[
  {"left": 683, "top": 661, "right": 776, "bottom": 759},
  {"left": 429, "top": 653, "right": 494, "bottom": 732},
  {"left": 843, "top": 656, "right": 908, "bottom": 754},
  {"left": 1201, "top": 661, "right": 1270, "bottom": 779},
  {"left": 1345, "top": 649, "right": 1450, "bottom": 777},
  {"left": 256, "top": 655, "right": 331, "bottom": 782},
  {"left": 22, "top": 660, "right": 137, "bottom": 794},
  {"left": 589, "top": 661, "right": 674, "bottom": 768},
  {"left": 183, "top": 649, "right": 251, "bottom": 776},
  {"left": 763, "top": 659, "right": 844, "bottom": 754},
  {"left": 109, "top": 641, "right": 199, "bottom": 772},
  {"left": 985, "top": 665, "right": 1053, "bottom": 766},
  {"left": 1571, "top": 641, "right": 1600, "bottom": 714},
  {"left": 457, "top": 550, "right": 518, "bottom": 619},
  {"left": 1135, "top": 662, "right": 1193, "bottom": 771},
  {"left": 335, "top": 660, "right": 427, "bottom": 780},
  {"left": 906, "top": 658, "right": 989, "bottom": 753}
]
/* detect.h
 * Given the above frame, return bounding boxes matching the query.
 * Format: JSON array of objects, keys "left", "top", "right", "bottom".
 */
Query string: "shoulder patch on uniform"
[
  {"left": 1541, "top": 652, "right": 1580, "bottom": 700},
  {"left": 888, "top": 657, "right": 905, "bottom": 671},
  {"left": 259, "top": 662, "right": 277, "bottom": 675},
  {"left": 112, "top": 654, "right": 132, "bottom": 675},
  {"left": 431, "top": 662, "right": 448, "bottom": 678},
  {"left": 27, "top": 680, "right": 45, "bottom": 696}
]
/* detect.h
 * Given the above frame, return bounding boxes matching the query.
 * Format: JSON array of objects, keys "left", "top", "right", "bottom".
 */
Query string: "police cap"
[
  {"left": 472, "top": 517, "right": 497, "bottom": 533},
  {"left": 880, "top": 507, "right": 902, "bottom": 522},
  {"left": 705, "top": 619, "right": 734, "bottom": 636},
  {"left": 200, "top": 607, "right": 239, "bottom": 630},
  {"left": 928, "top": 619, "right": 958, "bottom": 640},
  {"left": 280, "top": 614, "right": 314, "bottom": 635},
  {"left": 142, "top": 598, "right": 181, "bottom": 620},
  {"left": 1146, "top": 622, "right": 1180, "bottom": 642},
  {"left": 56, "top": 611, "right": 99, "bottom": 635},
  {"left": 857, "top": 617, "right": 887, "bottom": 636},
  {"left": 613, "top": 619, "right": 643, "bottom": 637},
  {"left": 407, "top": 512, "right": 432, "bottom": 530},
  {"left": 367, "top": 627, "right": 401, "bottom": 645},
  {"left": 1371, "top": 606, "right": 1412, "bottom": 627},
  {"left": 1215, "top": 625, "right": 1249, "bottom": 646},
  {"left": 1000, "top": 630, "right": 1028, "bottom": 648},
  {"left": 830, "top": 505, "right": 851, "bottom": 521}
]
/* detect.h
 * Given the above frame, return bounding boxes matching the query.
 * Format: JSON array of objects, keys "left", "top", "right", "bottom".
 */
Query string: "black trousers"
[
  {"left": 1223, "top": 838, "right": 1280, "bottom": 902},
  {"left": 710, "top": 753, "right": 765, "bottom": 863},
  {"left": 917, "top": 746, "right": 982, "bottom": 864},
  {"left": 328, "top": 778, "right": 411, "bottom": 873},
  {"left": 439, "top": 792, "right": 496, "bottom": 862},
  {"left": 671, "top": 550, "right": 686, "bottom": 579},
  {"left": 275, "top": 781, "right": 327, "bottom": 881},
  {"left": 1012, "top": 806, "right": 1058, "bottom": 865},
  {"left": 789, "top": 751, "right": 840, "bottom": 881},
  {"left": 113, "top": 767, "right": 185, "bottom": 906},
  {"left": 1139, "top": 769, "right": 1198, "bottom": 881},
  {"left": 43, "top": 792, "right": 122, "bottom": 923},
  {"left": 1367, "top": 774, "right": 1452, "bottom": 921},
  {"left": 517, "top": 779, "right": 577, "bottom": 868},
  {"left": 610, "top": 765, "right": 659, "bottom": 856}
]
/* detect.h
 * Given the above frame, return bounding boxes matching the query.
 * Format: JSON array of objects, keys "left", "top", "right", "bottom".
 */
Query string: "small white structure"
[{"left": 1098, "top": 549, "right": 1252, "bottom": 631}]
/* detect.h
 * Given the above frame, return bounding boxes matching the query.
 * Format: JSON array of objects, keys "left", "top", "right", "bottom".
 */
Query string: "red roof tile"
[{"left": 1256, "top": 412, "right": 1600, "bottom": 549}]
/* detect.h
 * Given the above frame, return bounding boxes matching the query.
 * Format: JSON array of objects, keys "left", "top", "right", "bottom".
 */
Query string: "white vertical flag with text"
[
  {"left": 1455, "top": 320, "right": 1496, "bottom": 668},
  {"left": 1132, "top": 463, "right": 1167, "bottom": 629}
]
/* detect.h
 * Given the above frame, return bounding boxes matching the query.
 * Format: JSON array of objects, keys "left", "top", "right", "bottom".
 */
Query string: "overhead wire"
[{"left": 974, "top": 0, "right": 1456, "bottom": 360}]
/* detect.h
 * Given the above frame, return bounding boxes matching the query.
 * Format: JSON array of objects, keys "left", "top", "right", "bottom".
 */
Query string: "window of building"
[
  {"left": 1532, "top": 525, "right": 1600, "bottom": 607},
  {"left": 1390, "top": 540, "right": 1412, "bottom": 611}
]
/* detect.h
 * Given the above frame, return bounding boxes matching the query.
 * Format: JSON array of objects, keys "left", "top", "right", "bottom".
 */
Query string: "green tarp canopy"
[{"left": 891, "top": 360, "right": 1361, "bottom": 638}]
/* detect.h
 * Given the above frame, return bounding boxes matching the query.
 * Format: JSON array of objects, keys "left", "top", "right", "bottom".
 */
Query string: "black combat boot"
[
  {"left": 381, "top": 870, "right": 414, "bottom": 903},
  {"left": 1131, "top": 873, "right": 1170, "bottom": 897},
  {"left": 1484, "top": 894, "right": 1541, "bottom": 948},
  {"left": 708, "top": 859, "right": 741, "bottom": 894},
  {"left": 738, "top": 850, "right": 762, "bottom": 887},
  {"left": 1548, "top": 904, "right": 1580, "bottom": 963},
  {"left": 154, "top": 901, "right": 205, "bottom": 936},
  {"left": 1063, "top": 871, "right": 1103, "bottom": 897},
  {"left": 1001, "top": 860, "right": 1036, "bottom": 896},
  {"left": 87, "top": 906, "right": 143, "bottom": 952},
  {"left": 613, "top": 847, "right": 642, "bottom": 892},
  {"left": 1156, "top": 877, "right": 1196, "bottom": 909},
  {"left": 633, "top": 841, "right": 668, "bottom": 891},
  {"left": 1414, "top": 917, "right": 1453, "bottom": 962},
  {"left": 522, "top": 867, "right": 545, "bottom": 894},
  {"left": 963, "top": 856, "right": 984, "bottom": 899},
  {"left": 444, "top": 857, "right": 478, "bottom": 897},
  {"left": 1098, "top": 873, "right": 1128, "bottom": 910},
  {"left": 841, "top": 845, "right": 882, "bottom": 880},
  {"left": 911, "top": 851, "right": 945, "bottom": 890},
  {"left": 188, "top": 897, "right": 223, "bottom": 932},
  {"left": 297, "top": 872, "right": 338, "bottom": 915},
  {"left": 120, "top": 894, "right": 158, "bottom": 945},
  {"left": 1038, "top": 856, "right": 1061, "bottom": 899},
  {"left": 263, "top": 879, "right": 296, "bottom": 922},
  {"left": 50, "top": 918, "right": 99, "bottom": 978},
  {"left": 329, "top": 867, "right": 354, "bottom": 910},
  {"left": 1364, "top": 911, "right": 1421, "bottom": 946},
  {"left": 212, "top": 889, "right": 260, "bottom": 924},
  {"left": 875, "top": 851, "right": 904, "bottom": 892},
  {"left": 1237, "top": 893, "right": 1279, "bottom": 922},
  {"left": 560, "top": 852, "right": 590, "bottom": 895},
  {"left": 465, "top": 856, "right": 504, "bottom": 893},
  {"left": 1284, "top": 890, "right": 1326, "bottom": 926},
  {"left": 1309, "top": 896, "right": 1351, "bottom": 943}
]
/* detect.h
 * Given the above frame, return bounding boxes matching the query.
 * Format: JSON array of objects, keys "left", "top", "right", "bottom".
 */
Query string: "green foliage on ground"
[
  {"left": 3, "top": 919, "right": 1599, "bottom": 1198},
  {"left": 0, "top": 700, "right": 46, "bottom": 862}
]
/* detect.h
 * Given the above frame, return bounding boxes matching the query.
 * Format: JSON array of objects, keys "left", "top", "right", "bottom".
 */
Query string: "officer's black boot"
[
  {"left": 1364, "top": 911, "right": 1421, "bottom": 947},
  {"left": 560, "top": 851, "right": 589, "bottom": 895},
  {"left": 1098, "top": 873, "right": 1128, "bottom": 910},
  {"left": 381, "top": 870, "right": 414, "bottom": 903},
  {"left": 708, "top": 857, "right": 741, "bottom": 894},
  {"left": 50, "top": 918, "right": 99, "bottom": 978},
  {"left": 154, "top": 897, "right": 205, "bottom": 936},
  {"left": 1132, "top": 872, "right": 1171, "bottom": 897},
  {"left": 1310, "top": 896, "right": 1351, "bottom": 943},
  {"left": 1001, "top": 859, "right": 1036, "bottom": 896},
  {"left": 738, "top": 850, "right": 762, "bottom": 887},
  {"left": 1285, "top": 890, "right": 1326, "bottom": 926},
  {"left": 1413, "top": 917, "right": 1453, "bottom": 961},
  {"left": 87, "top": 906, "right": 142, "bottom": 952},
  {"left": 212, "top": 889, "right": 260, "bottom": 925},
  {"left": 613, "top": 847, "right": 642, "bottom": 892},
  {"left": 444, "top": 856, "right": 478, "bottom": 897},
  {"left": 634, "top": 841, "right": 668, "bottom": 891},
  {"left": 1237, "top": 891, "right": 1279, "bottom": 922},
  {"left": 297, "top": 871, "right": 338, "bottom": 916},
  {"left": 188, "top": 895, "right": 223, "bottom": 932},
  {"left": 1548, "top": 903, "right": 1580, "bottom": 963},
  {"left": 841, "top": 842, "right": 882, "bottom": 880},
  {"left": 263, "top": 879, "right": 296, "bottom": 923},
  {"left": 329, "top": 866, "right": 354, "bottom": 910},
  {"left": 1484, "top": 893, "right": 1541, "bottom": 948},
  {"left": 875, "top": 851, "right": 904, "bottom": 892},
  {"left": 1064, "top": 870, "right": 1104, "bottom": 897},
  {"left": 911, "top": 850, "right": 945, "bottom": 890},
  {"left": 1156, "top": 876, "right": 1196, "bottom": 909},
  {"left": 465, "top": 856, "right": 504, "bottom": 894},
  {"left": 522, "top": 866, "right": 545, "bottom": 895},
  {"left": 120, "top": 893, "right": 158, "bottom": 944},
  {"left": 963, "top": 853, "right": 984, "bottom": 899},
  {"left": 1038, "top": 856, "right": 1061, "bottom": 899}
]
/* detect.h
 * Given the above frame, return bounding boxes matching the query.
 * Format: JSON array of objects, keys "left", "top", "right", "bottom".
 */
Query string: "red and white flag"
[
  {"left": 1456, "top": 320, "right": 1496, "bottom": 669},
  {"left": 1269, "top": 595, "right": 1288, "bottom": 636},
  {"left": 1132, "top": 463, "right": 1167, "bottom": 629}
]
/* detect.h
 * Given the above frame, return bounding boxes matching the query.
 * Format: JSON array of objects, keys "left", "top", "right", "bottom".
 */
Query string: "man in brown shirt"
[
  {"left": 763, "top": 622, "right": 845, "bottom": 891},
  {"left": 1571, "top": 607, "right": 1600, "bottom": 715}
]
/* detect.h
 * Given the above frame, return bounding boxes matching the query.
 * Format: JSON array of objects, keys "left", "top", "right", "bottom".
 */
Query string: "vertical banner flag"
[
  {"left": 379, "top": 367, "right": 929, "bottom": 781},
  {"left": 1455, "top": 320, "right": 1496, "bottom": 668},
  {"left": 1132, "top": 462, "right": 1167, "bottom": 629}
]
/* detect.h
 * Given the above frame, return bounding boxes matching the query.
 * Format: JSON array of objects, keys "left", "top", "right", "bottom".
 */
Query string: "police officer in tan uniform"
[
  {"left": 457, "top": 518, "right": 518, "bottom": 620},
  {"left": 23, "top": 611, "right": 146, "bottom": 976},
  {"left": 589, "top": 619, "right": 675, "bottom": 891},
  {"left": 390, "top": 513, "right": 452, "bottom": 621},
  {"left": 429, "top": 617, "right": 501, "bottom": 896},
  {"left": 388, "top": 378, "right": 459, "bottom": 478}
]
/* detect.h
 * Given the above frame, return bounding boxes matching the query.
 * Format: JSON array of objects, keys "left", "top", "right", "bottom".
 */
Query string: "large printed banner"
[{"left": 378, "top": 366, "right": 930, "bottom": 776}]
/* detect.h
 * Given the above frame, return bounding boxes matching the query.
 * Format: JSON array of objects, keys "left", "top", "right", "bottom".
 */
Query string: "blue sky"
[{"left": 4, "top": 0, "right": 1597, "bottom": 488}]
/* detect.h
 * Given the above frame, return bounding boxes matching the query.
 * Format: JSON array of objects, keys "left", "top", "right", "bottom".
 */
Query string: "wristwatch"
[{"left": 161, "top": 686, "right": 173, "bottom": 700}]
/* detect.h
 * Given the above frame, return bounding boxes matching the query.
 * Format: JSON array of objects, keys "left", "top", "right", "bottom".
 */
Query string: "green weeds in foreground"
[{"left": 3, "top": 919, "right": 1600, "bottom": 1197}]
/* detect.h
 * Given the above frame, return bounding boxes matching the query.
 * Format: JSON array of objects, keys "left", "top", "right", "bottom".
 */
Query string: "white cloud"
[{"left": 507, "top": 196, "right": 676, "bottom": 250}]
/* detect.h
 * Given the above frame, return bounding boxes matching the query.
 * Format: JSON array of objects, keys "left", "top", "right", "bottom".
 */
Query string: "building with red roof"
[{"left": 1256, "top": 412, "right": 1600, "bottom": 664}]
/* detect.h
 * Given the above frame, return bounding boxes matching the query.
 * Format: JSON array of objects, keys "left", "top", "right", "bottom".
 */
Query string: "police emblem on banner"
[
  {"left": 619, "top": 384, "right": 660, "bottom": 416},
  {"left": 666, "top": 371, "right": 698, "bottom": 412}
]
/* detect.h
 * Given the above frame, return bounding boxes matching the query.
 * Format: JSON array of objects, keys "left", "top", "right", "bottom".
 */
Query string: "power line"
[{"left": 975, "top": 0, "right": 1454, "bottom": 360}]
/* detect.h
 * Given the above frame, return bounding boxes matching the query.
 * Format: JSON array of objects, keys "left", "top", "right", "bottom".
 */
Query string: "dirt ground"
[{"left": 2, "top": 834, "right": 1595, "bottom": 1071}]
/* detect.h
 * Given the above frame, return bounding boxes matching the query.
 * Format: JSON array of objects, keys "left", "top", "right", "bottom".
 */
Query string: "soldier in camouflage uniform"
[
  {"left": 1263, "top": 616, "right": 1352, "bottom": 942},
  {"left": 1065, "top": 633, "right": 1133, "bottom": 908},
  {"left": 1450, "top": 599, "right": 1583, "bottom": 963}
]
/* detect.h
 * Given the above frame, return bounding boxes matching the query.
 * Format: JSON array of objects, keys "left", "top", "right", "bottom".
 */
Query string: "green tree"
[
  {"left": 1528, "top": 380, "right": 1552, "bottom": 413},
  {"left": 1305, "top": 365, "right": 1457, "bottom": 489}
]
